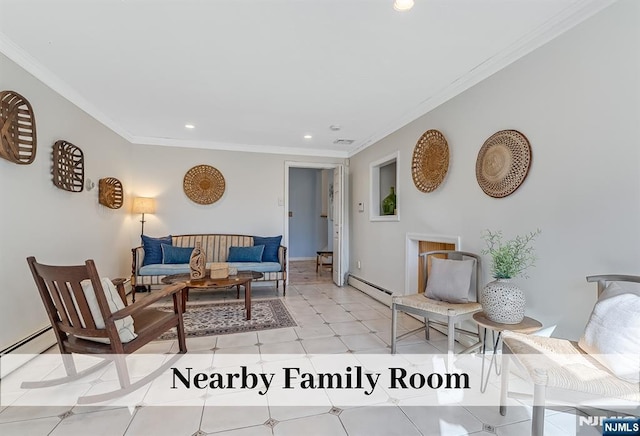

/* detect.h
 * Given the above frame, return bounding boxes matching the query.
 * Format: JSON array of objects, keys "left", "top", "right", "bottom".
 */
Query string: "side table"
[{"left": 473, "top": 312, "right": 542, "bottom": 393}]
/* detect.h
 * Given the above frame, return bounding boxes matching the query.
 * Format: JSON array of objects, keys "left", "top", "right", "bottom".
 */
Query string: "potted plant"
[{"left": 480, "top": 229, "right": 541, "bottom": 324}]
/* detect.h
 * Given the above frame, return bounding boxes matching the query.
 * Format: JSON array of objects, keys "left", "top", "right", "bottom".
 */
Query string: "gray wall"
[{"left": 348, "top": 0, "right": 640, "bottom": 340}]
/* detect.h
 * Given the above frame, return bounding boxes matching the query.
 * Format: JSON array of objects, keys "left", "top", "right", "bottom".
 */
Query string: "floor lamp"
[
  {"left": 132, "top": 197, "right": 156, "bottom": 295},
  {"left": 132, "top": 197, "right": 156, "bottom": 237}
]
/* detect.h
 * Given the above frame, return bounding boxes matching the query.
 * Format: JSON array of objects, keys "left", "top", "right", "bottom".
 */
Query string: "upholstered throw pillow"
[
  {"left": 142, "top": 235, "right": 172, "bottom": 266},
  {"left": 253, "top": 235, "right": 282, "bottom": 263},
  {"left": 161, "top": 244, "right": 193, "bottom": 264},
  {"left": 578, "top": 282, "right": 640, "bottom": 383},
  {"left": 227, "top": 245, "right": 265, "bottom": 262},
  {"left": 80, "top": 277, "right": 137, "bottom": 344},
  {"left": 425, "top": 257, "right": 474, "bottom": 303}
]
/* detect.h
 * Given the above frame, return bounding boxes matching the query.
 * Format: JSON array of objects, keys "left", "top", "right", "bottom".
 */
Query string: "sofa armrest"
[
  {"left": 278, "top": 245, "right": 287, "bottom": 272},
  {"left": 131, "top": 246, "right": 144, "bottom": 286}
]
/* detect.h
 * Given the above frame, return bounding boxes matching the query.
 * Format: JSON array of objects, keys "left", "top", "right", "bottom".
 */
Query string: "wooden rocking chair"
[{"left": 24, "top": 256, "right": 188, "bottom": 404}]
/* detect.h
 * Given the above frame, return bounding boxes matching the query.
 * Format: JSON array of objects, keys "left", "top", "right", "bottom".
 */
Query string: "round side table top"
[{"left": 473, "top": 312, "right": 542, "bottom": 334}]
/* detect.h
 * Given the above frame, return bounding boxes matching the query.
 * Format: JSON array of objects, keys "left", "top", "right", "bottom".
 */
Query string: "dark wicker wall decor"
[
  {"left": 0, "top": 90, "right": 37, "bottom": 164},
  {"left": 98, "top": 177, "right": 124, "bottom": 209},
  {"left": 476, "top": 130, "right": 532, "bottom": 198},
  {"left": 52, "top": 140, "right": 84, "bottom": 192}
]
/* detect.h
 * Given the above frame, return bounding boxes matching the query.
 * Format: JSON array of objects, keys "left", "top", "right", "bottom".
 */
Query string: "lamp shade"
[{"left": 132, "top": 197, "right": 156, "bottom": 214}]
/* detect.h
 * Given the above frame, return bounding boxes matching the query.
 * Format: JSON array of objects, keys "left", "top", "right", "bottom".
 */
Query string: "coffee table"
[{"left": 161, "top": 271, "right": 263, "bottom": 320}]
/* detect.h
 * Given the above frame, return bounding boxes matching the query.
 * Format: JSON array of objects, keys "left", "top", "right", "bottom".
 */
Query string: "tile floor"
[{"left": 0, "top": 262, "right": 595, "bottom": 435}]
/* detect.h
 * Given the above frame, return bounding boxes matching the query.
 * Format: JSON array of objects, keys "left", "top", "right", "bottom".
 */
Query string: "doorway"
[{"left": 284, "top": 162, "right": 346, "bottom": 287}]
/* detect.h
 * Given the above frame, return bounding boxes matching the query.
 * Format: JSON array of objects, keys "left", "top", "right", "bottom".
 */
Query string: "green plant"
[{"left": 481, "top": 229, "right": 541, "bottom": 279}]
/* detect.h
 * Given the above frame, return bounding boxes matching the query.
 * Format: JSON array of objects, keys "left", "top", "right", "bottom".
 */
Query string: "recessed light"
[
  {"left": 393, "top": 0, "right": 414, "bottom": 12},
  {"left": 303, "top": 134, "right": 313, "bottom": 139},
  {"left": 185, "top": 124, "right": 195, "bottom": 129},
  {"left": 329, "top": 125, "right": 341, "bottom": 131}
]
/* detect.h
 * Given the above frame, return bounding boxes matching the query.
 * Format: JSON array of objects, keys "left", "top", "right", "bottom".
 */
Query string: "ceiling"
[{"left": 0, "top": 0, "right": 613, "bottom": 158}]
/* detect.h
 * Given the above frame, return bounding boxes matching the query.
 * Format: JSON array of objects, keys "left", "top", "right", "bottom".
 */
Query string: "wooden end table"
[
  {"left": 161, "top": 271, "right": 263, "bottom": 320},
  {"left": 316, "top": 251, "right": 333, "bottom": 272},
  {"left": 473, "top": 312, "right": 543, "bottom": 393}
]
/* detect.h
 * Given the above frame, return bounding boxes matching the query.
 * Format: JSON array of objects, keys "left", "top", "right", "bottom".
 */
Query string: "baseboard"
[
  {"left": 0, "top": 327, "right": 56, "bottom": 378},
  {"left": 347, "top": 275, "right": 393, "bottom": 307}
]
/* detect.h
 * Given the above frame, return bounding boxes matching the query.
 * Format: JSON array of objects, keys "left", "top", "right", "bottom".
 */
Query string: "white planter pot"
[{"left": 480, "top": 279, "right": 525, "bottom": 324}]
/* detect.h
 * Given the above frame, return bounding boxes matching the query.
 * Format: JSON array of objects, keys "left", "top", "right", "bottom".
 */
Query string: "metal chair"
[{"left": 391, "top": 250, "right": 483, "bottom": 354}]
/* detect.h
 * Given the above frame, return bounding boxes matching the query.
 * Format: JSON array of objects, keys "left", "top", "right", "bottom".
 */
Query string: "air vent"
[{"left": 333, "top": 139, "right": 355, "bottom": 145}]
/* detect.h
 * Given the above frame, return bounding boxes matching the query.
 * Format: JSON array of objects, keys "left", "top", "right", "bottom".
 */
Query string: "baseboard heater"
[
  {"left": 0, "top": 326, "right": 55, "bottom": 378},
  {"left": 347, "top": 274, "right": 393, "bottom": 307}
]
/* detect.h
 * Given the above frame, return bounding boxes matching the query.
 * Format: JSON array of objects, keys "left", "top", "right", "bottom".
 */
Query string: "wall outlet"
[{"left": 357, "top": 260, "right": 361, "bottom": 269}]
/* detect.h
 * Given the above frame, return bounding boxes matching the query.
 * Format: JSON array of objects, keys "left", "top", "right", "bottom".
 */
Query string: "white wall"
[
  {"left": 0, "top": 53, "right": 134, "bottom": 350},
  {"left": 348, "top": 0, "right": 640, "bottom": 340},
  {"left": 129, "top": 145, "right": 343, "bottom": 251}
]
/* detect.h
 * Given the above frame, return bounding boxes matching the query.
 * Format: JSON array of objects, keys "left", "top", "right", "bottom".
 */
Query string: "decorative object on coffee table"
[
  {"left": 411, "top": 129, "right": 449, "bottom": 193},
  {"left": 52, "top": 140, "right": 84, "bottom": 192},
  {"left": 210, "top": 262, "right": 229, "bottom": 279},
  {"left": 98, "top": 177, "right": 124, "bottom": 209},
  {"left": 476, "top": 130, "right": 531, "bottom": 198},
  {"left": 183, "top": 164, "right": 225, "bottom": 205},
  {"left": 480, "top": 229, "right": 541, "bottom": 324},
  {"left": 0, "top": 90, "right": 37, "bottom": 164},
  {"left": 189, "top": 241, "right": 206, "bottom": 280}
]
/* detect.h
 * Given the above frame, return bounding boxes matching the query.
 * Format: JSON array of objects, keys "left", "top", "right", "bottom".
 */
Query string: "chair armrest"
[
  {"left": 131, "top": 246, "right": 144, "bottom": 286},
  {"left": 586, "top": 275, "right": 640, "bottom": 297},
  {"left": 111, "top": 277, "right": 128, "bottom": 306},
  {"left": 278, "top": 245, "right": 287, "bottom": 272},
  {"left": 110, "top": 282, "right": 185, "bottom": 321}
]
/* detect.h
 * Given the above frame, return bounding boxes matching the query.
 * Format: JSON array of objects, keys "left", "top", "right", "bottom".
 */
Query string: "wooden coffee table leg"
[
  {"left": 182, "top": 288, "right": 189, "bottom": 313},
  {"left": 245, "top": 281, "right": 251, "bottom": 320}
]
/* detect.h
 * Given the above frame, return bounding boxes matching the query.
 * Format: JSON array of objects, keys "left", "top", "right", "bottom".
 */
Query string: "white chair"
[
  {"left": 500, "top": 274, "right": 640, "bottom": 436},
  {"left": 391, "top": 250, "right": 483, "bottom": 354}
]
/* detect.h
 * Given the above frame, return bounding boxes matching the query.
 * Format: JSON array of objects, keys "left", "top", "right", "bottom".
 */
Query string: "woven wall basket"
[
  {"left": 476, "top": 130, "right": 532, "bottom": 198},
  {"left": 52, "top": 140, "right": 84, "bottom": 192},
  {"left": 411, "top": 129, "right": 449, "bottom": 193},
  {"left": 0, "top": 90, "right": 37, "bottom": 164},
  {"left": 183, "top": 164, "right": 225, "bottom": 205},
  {"left": 98, "top": 177, "right": 124, "bottom": 209}
]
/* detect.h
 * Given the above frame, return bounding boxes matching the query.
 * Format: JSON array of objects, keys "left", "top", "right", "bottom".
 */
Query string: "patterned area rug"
[{"left": 157, "top": 298, "right": 297, "bottom": 339}]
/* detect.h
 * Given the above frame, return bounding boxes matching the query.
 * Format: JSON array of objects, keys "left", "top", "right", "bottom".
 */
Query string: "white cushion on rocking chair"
[{"left": 80, "top": 277, "right": 137, "bottom": 344}]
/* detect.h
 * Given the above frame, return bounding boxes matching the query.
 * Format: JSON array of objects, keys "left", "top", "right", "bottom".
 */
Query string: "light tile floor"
[{"left": 0, "top": 262, "right": 590, "bottom": 435}]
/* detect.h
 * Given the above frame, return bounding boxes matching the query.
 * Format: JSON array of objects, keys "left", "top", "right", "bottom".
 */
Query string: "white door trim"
[{"left": 284, "top": 161, "right": 346, "bottom": 286}]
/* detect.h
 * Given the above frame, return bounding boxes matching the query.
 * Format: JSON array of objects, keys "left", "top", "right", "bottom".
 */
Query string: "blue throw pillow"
[
  {"left": 161, "top": 244, "right": 193, "bottom": 264},
  {"left": 141, "top": 235, "right": 172, "bottom": 266},
  {"left": 253, "top": 235, "right": 282, "bottom": 263},
  {"left": 227, "top": 245, "right": 265, "bottom": 263}
]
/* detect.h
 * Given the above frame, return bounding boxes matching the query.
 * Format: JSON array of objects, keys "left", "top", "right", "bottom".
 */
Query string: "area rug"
[{"left": 157, "top": 299, "right": 297, "bottom": 339}]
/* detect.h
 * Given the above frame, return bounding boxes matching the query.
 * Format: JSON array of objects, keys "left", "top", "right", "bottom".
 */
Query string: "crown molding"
[
  {"left": 0, "top": 31, "right": 136, "bottom": 143},
  {"left": 347, "top": 0, "right": 618, "bottom": 158},
  {"left": 131, "top": 135, "right": 349, "bottom": 158}
]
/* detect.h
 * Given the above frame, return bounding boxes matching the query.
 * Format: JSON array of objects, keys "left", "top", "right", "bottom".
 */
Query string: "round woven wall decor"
[
  {"left": 411, "top": 129, "right": 449, "bottom": 193},
  {"left": 183, "top": 165, "right": 225, "bottom": 205},
  {"left": 0, "top": 90, "right": 37, "bottom": 164},
  {"left": 475, "top": 130, "right": 531, "bottom": 198}
]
